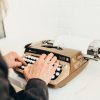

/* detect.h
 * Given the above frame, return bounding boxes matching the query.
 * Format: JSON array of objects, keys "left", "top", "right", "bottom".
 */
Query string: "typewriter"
[
  {"left": 14, "top": 40, "right": 88, "bottom": 88},
  {"left": 86, "top": 40, "right": 100, "bottom": 61}
]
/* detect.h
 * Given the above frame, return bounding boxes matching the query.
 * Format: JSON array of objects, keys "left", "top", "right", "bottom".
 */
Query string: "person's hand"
[
  {"left": 3, "top": 52, "right": 27, "bottom": 68},
  {"left": 24, "top": 53, "right": 59, "bottom": 85}
]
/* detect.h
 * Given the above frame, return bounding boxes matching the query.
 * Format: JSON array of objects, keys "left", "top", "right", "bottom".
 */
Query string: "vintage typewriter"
[{"left": 14, "top": 40, "right": 88, "bottom": 88}]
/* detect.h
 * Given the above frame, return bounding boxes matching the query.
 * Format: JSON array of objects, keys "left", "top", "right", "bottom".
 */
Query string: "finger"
[
  {"left": 45, "top": 53, "right": 54, "bottom": 63},
  {"left": 38, "top": 54, "right": 46, "bottom": 61},
  {"left": 13, "top": 61, "right": 22, "bottom": 67},
  {"left": 52, "top": 61, "right": 59, "bottom": 72},
  {"left": 49, "top": 56, "right": 57, "bottom": 66},
  {"left": 16, "top": 55, "right": 27, "bottom": 66}
]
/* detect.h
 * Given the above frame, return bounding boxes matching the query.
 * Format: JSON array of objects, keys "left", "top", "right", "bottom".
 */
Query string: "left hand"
[{"left": 3, "top": 52, "right": 27, "bottom": 68}]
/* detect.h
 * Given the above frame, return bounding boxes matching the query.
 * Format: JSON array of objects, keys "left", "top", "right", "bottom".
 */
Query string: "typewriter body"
[{"left": 15, "top": 40, "right": 88, "bottom": 88}]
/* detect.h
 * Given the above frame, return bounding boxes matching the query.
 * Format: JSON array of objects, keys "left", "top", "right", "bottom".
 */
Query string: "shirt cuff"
[{"left": 25, "top": 78, "right": 47, "bottom": 90}]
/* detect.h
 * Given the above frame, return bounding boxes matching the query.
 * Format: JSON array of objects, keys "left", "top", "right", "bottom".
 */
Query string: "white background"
[{"left": 3, "top": 0, "right": 100, "bottom": 38}]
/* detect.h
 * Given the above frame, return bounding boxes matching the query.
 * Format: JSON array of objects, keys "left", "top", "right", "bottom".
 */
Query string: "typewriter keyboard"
[{"left": 18, "top": 55, "right": 62, "bottom": 80}]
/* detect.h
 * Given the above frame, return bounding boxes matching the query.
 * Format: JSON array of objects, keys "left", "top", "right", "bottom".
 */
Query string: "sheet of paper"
[{"left": 54, "top": 35, "right": 94, "bottom": 54}]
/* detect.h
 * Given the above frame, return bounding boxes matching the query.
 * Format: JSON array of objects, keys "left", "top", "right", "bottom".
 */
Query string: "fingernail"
[
  {"left": 42, "top": 54, "right": 46, "bottom": 56},
  {"left": 50, "top": 53, "right": 54, "bottom": 55},
  {"left": 54, "top": 56, "right": 57, "bottom": 59}
]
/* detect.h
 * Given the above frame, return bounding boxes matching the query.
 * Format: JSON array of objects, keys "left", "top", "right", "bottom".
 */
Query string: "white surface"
[
  {"left": 3, "top": 0, "right": 100, "bottom": 39},
  {"left": 3, "top": 35, "right": 99, "bottom": 100}
]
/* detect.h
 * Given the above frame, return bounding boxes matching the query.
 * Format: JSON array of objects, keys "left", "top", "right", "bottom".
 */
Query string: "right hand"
[{"left": 24, "top": 53, "right": 59, "bottom": 84}]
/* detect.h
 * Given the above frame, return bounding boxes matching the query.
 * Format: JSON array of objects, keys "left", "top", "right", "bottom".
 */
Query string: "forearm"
[{"left": 17, "top": 78, "right": 48, "bottom": 100}]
